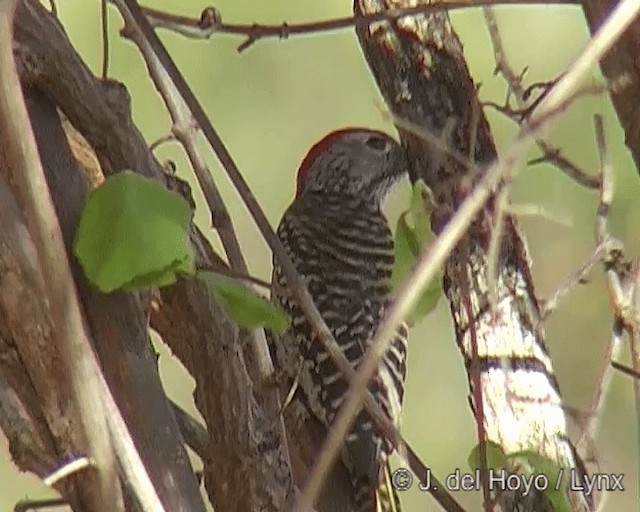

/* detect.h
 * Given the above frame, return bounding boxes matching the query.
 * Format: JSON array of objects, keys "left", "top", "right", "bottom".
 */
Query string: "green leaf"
[
  {"left": 391, "top": 212, "right": 420, "bottom": 289},
  {"left": 391, "top": 181, "right": 442, "bottom": 326},
  {"left": 467, "top": 441, "right": 508, "bottom": 472},
  {"left": 73, "top": 171, "right": 195, "bottom": 292},
  {"left": 409, "top": 179, "right": 434, "bottom": 247},
  {"left": 508, "top": 451, "right": 573, "bottom": 512},
  {"left": 201, "top": 272, "right": 290, "bottom": 334}
]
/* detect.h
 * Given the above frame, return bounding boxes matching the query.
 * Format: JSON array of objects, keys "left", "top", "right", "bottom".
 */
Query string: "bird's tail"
[{"left": 375, "top": 461, "right": 401, "bottom": 512}]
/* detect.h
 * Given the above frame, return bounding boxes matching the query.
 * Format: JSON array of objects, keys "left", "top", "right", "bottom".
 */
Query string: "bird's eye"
[{"left": 364, "top": 135, "right": 388, "bottom": 151}]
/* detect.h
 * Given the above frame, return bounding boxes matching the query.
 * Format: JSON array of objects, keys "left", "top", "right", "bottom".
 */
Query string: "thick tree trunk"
[{"left": 355, "top": 1, "right": 592, "bottom": 510}]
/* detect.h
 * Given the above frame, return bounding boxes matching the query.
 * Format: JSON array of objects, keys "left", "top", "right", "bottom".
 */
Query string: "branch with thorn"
[
  {"left": 483, "top": 8, "right": 602, "bottom": 190},
  {"left": 137, "top": 0, "right": 580, "bottom": 52},
  {"left": 586, "top": 115, "right": 640, "bottom": 467}
]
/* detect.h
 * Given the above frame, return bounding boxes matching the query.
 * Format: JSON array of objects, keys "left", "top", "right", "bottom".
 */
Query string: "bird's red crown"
[
  {"left": 295, "top": 129, "right": 356, "bottom": 197},
  {"left": 295, "top": 128, "right": 390, "bottom": 197}
]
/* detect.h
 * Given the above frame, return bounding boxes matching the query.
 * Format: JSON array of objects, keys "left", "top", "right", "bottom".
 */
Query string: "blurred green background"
[{"left": 2, "top": 1, "right": 638, "bottom": 510}]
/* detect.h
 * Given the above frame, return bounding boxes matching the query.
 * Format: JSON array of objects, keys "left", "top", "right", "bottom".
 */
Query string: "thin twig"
[
  {"left": 112, "top": 1, "right": 296, "bottom": 495},
  {"left": 528, "top": 144, "right": 601, "bottom": 189},
  {"left": 297, "top": 1, "right": 640, "bottom": 507},
  {"left": 594, "top": 115, "right": 614, "bottom": 252},
  {"left": 593, "top": 115, "right": 636, "bottom": 320},
  {"left": 141, "top": 0, "right": 580, "bottom": 52},
  {"left": 538, "top": 237, "right": 619, "bottom": 322},
  {"left": 483, "top": 7, "right": 601, "bottom": 190},
  {"left": 101, "top": 0, "right": 109, "bottom": 79},
  {"left": 149, "top": 133, "right": 175, "bottom": 151},
  {"left": 486, "top": 187, "right": 508, "bottom": 314},
  {"left": 628, "top": 259, "right": 640, "bottom": 470},
  {"left": 576, "top": 320, "right": 624, "bottom": 452},
  {"left": 612, "top": 360, "right": 640, "bottom": 380},
  {"left": 461, "top": 276, "right": 493, "bottom": 512},
  {"left": 99, "top": 368, "right": 168, "bottom": 511},
  {"left": 195, "top": 261, "right": 272, "bottom": 289},
  {"left": 14, "top": 499, "right": 67, "bottom": 512},
  {"left": 0, "top": 4, "right": 165, "bottom": 510}
]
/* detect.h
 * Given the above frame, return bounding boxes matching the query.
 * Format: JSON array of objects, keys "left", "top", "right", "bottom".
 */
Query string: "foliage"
[
  {"left": 467, "top": 443, "right": 572, "bottom": 512},
  {"left": 391, "top": 180, "right": 443, "bottom": 326},
  {"left": 467, "top": 440, "right": 509, "bottom": 472},
  {"left": 74, "top": 171, "right": 195, "bottom": 292},
  {"left": 201, "top": 272, "right": 289, "bottom": 334}
]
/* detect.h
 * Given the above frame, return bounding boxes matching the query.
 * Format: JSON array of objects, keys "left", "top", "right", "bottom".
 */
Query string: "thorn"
[{"left": 612, "top": 361, "right": 640, "bottom": 380}]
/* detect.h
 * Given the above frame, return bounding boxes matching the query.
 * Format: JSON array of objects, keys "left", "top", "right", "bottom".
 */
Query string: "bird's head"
[{"left": 295, "top": 128, "right": 407, "bottom": 205}]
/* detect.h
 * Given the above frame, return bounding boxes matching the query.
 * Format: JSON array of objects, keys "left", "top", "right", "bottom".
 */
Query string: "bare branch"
[
  {"left": 528, "top": 146, "right": 601, "bottom": 189},
  {"left": 626, "top": 267, "right": 640, "bottom": 505},
  {"left": 568, "top": 115, "right": 640, "bottom": 509},
  {"left": 593, "top": 115, "right": 637, "bottom": 327},
  {"left": 140, "top": 0, "right": 579, "bottom": 52},
  {"left": 538, "top": 238, "right": 619, "bottom": 322},
  {"left": 575, "top": 320, "right": 624, "bottom": 454},
  {"left": 486, "top": 187, "right": 508, "bottom": 314},
  {"left": 461, "top": 277, "right": 493, "bottom": 512},
  {"left": 612, "top": 360, "right": 640, "bottom": 380},
  {"left": 44, "top": 457, "right": 94, "bottom": 487},
  {"left": 113, "top": 0, "right": 279, "bottom": 390},
  {"left": 101, "top": 0, "right": 109, "bottom": 79},
  {"left": 196, "top": 261, "right": 273, "bottom": 289},
  {"left": 592, "top": 113, "right": 640, "bottom": 477},
  {"left": 483, "top": 7, "right": 601, "bottom": 189},
  {"left": 0, "top": 2, "right": 122, "bottom": 510},
  {"left": 14, "top": 498, "right": 67, "bottom": 512}
]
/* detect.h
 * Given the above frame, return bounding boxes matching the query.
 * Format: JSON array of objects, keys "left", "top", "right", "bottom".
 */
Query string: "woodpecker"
[{"left": 270, "top": 128, "right": 409, "bottom": 512}]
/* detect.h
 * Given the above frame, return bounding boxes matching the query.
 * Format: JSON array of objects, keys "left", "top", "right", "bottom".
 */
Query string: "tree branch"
[
  {"left": 139, "top": 0, "right": 580, "bottom": 52},
  {"left": 0, "top": 2, "right": 122, "bottom": 509},
  {"left": 23, "top": 83, "right": 203, "bottom": 511},
  {"left": 12, "top": 2, "right": 288, "bottom": 511},
  {"left": 582, "top": 0, "right": 640, "bottom": 175},
  {"left": 483, "top": 7, "right": 601, "bottom": 190}
]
